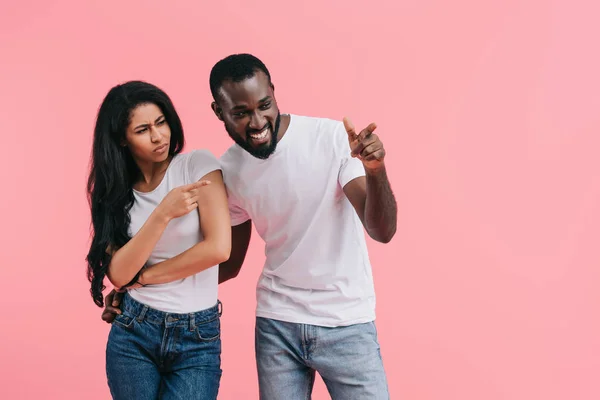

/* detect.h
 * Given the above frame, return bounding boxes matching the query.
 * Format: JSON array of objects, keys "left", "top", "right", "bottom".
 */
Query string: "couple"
[{"left": 87, "top": 53, "right": 397, "bottom": 399}]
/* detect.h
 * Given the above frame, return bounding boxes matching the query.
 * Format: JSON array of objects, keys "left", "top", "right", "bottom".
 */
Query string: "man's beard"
[{"left": 225, "top": 113, "right": 281, "bottom": 160}]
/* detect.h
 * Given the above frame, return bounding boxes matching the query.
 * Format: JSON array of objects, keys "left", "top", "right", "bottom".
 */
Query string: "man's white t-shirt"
[
  {"left": 220, "top": 114, "right": 376, "bottom": 327},
  {"left": 127, "top": 150, "right": 221, "bottom": 313}
]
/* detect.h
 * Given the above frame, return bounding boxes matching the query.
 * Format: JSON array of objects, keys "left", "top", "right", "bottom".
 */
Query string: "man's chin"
[
  {"left": 248, "top": 138, "right": 272, "bottom": 151},
  {"left": 227, "top": 126, "right": 278, "bottom": 159},
  {"left": 247, "top": 140, "right": 277, "bottom": 159}
]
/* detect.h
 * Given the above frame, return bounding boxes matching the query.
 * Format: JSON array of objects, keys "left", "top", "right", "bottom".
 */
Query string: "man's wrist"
[{"left": 364, "top": 162, "right": 386, "bottom": 176}]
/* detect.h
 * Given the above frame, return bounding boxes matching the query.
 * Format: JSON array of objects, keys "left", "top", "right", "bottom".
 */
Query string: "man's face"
[{"left": 212, "top": 70, "right": 281, "bottom": 159}]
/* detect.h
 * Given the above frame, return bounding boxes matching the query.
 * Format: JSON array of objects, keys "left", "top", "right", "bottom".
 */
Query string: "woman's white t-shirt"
[{"left": 127, "top": 150, "right": 221, "bottom": 313}]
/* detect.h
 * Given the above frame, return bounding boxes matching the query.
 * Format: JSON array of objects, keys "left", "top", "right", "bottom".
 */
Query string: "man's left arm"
[{"left": 342, "top": 118, "right": 397, "bottom": 243}]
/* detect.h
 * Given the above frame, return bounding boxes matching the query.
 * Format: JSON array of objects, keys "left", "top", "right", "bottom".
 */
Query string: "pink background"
[{"left": 1, "top": 0, "right": 599, "bottom": 399}]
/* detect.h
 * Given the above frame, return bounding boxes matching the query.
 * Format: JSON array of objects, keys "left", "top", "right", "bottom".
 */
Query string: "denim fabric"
[
  {"left": 106, "top": 293, "right": 222, "bottom": 400},
  {"left": 255, "top": 317, "right": 389, "bottom": 400}
]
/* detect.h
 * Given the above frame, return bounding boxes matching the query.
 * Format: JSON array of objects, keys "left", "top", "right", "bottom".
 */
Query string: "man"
[{"left": 103, "top": 53, "right": 397, "bottom": 399}]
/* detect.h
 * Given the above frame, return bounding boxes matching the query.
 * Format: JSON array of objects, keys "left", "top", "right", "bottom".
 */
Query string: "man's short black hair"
[{"left": 209, "top": 53, "right": 272, "bottom": 100}]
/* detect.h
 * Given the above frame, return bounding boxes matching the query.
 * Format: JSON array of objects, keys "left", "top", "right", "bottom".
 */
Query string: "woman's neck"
[{"left": 133, "top": 156, "right": 172, "bottom": 192}]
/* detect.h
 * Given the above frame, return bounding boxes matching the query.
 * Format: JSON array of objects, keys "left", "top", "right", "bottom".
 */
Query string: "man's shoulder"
[
  {"left": 292, "top": 114, "right": 342, "bottom": 131},
  {"left": 290, "top": 115, "right": 344, "bottom": 146},
  {"left": 218, "top": 144, "right": 242, "bottom": 169}
]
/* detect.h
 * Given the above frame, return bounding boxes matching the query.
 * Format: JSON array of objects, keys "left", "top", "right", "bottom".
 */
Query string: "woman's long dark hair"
[{"left": 86, "top": 81, "right": 185, "bottom": 307}]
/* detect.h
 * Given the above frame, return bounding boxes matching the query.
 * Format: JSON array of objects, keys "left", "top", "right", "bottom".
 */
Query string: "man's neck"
[{"left": 276, "top": 113, "right": 291, "bottom": 143}]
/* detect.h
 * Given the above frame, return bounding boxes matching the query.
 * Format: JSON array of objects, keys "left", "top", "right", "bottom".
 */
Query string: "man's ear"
[{"left": 211, "top": 102, "right": 223, "bottom": 121}]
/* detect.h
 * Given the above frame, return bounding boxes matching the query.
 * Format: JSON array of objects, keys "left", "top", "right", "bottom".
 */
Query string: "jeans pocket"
[
  {"left": 195, "top": 317, "right": 221, "bottom": 342},
  {"left": 113, "top": 312, "right": 135, "bottom": 330}
]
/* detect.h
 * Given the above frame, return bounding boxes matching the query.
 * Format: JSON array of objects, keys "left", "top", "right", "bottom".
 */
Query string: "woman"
[{"left": 86, "top": 80, "right": 231, "bottom": 399}]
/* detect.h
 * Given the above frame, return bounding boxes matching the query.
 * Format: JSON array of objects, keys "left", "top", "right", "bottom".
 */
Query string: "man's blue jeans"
[{"left": 255, "top": 317, "right": 390, "bottom": 399}]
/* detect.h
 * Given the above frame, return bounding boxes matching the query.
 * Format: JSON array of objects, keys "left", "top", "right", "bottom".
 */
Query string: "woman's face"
[{"left": 123, "top": 103, "right": 171, "bottom": 165}]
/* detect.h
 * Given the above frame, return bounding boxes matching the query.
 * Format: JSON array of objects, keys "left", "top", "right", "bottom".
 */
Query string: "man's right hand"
[{"left": 101, "top": 289, "right": 123, "bottom": 323}]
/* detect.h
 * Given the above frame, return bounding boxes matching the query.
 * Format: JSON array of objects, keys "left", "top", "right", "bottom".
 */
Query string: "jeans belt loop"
[
  {"left": 189, "top": 313, "right": 196, "bottom": 331},
  {"left": 136, "top": 305, "right": 148, "bottom": 323}
]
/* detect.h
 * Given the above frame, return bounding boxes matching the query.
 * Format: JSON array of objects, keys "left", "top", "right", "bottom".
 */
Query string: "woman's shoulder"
[
  {"left": 170, "top": 149, "right": 219, "bottom": 168},
  {"left": 173, "top": 149, "right": 221, "bottom": 183},
  {"left": 188, "top": 148, "right": 219, "bottom": 161}
]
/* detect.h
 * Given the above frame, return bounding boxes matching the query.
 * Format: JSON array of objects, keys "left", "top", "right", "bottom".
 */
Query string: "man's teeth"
[{"left": 250, "top": 129, "right": 269, "bottom": 140}]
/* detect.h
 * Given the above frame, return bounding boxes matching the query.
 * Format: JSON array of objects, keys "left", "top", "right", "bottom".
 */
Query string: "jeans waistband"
[{"left": 121, "top": 292, "right": 222, "bottom": 329}]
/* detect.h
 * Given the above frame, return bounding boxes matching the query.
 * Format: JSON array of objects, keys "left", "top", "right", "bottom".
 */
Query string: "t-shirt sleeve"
[
  {"left": 186, "top": 149, "right": 222, "bottom": 183},
  {"left": 227, "top": 188, "right": 251, "bottom": 226},
  {"left": 333, "top": 121, "right": 366, "bottom": 187},
  {"left": 219, "top": 152, "right": 250, "bottom": 226}
]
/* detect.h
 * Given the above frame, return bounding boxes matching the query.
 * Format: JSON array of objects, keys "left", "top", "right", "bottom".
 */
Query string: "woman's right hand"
[{"left": 157, "top": 180, "right": 212, "bottom": 221}]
